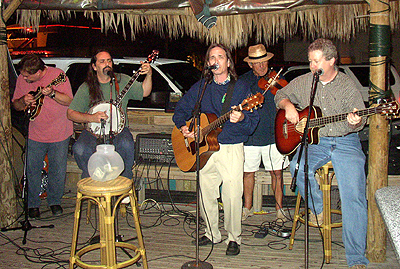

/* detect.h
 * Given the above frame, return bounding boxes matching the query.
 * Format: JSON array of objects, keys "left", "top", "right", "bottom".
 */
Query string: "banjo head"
[{"left": 87, "top": 102, "right": 126, "bottom": 137}]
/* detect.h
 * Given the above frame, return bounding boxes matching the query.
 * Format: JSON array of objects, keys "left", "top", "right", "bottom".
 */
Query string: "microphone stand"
[
  {"left": 182, "top": 77, "right": 213, "bottom": 269},
  {"left": 290, "top": 72, "right": 320, "bottom": 269},
  {"left": 1, "top": 121, "right": 54, "bottom": 244},
  {"left": 108, "top": 75, "right": 115, "bottom": 144}
]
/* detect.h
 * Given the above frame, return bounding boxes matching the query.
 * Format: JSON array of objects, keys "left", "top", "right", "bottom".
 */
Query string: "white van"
[{"left": 12, "top": 57, "right": 201, "bottom": 112}]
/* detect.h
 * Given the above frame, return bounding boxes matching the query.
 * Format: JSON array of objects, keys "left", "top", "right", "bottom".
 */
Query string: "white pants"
[{"left": 199, "top": 143, "right": 244, "bottom": 245}]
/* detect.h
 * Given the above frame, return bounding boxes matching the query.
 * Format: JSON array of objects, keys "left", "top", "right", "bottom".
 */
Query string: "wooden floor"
[{"left": 1, "top": 193, "right": 399, "bottom": 269}]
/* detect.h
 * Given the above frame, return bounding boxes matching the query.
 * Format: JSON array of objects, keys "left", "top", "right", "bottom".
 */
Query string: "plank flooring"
[{"left": 0, "top": 192, "right": 399, "bottom": 269}]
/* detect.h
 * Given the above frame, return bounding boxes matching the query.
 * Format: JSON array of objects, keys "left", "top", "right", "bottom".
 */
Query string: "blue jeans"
[
  {"left": 27, "top": 137, "right": 70, "bottom": 208},
  {"left": 291, "top": 133, "right": 369, "bottom": 267},
  {"left": 72, "top": 127, "right": 135, "bottom": 179}
]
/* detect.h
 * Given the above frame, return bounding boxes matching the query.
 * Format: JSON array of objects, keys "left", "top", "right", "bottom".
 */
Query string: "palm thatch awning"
[{"left": 4, "top": 0, "right": 400, "bottom": 49}]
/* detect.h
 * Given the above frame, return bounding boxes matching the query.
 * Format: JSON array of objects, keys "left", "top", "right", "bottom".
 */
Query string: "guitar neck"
[
  {"left": 114, "top": 72, "right": 140, "bottom": 105},
  {"left": 33, "top": 73, "right": 66, "bottom": 101},
  {"left": 201, "top": 107, "right": 240, "bottom": 136},
  {"left": 310, "top": 107, "right": 378, "bottom": 127}
]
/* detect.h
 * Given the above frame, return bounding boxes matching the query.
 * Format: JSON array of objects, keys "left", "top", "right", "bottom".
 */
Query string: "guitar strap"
[
  {"left": 221, "top": 79, "right": 237, "bottom": 115},
  {"left": 114, "top": 74, "right": 120, "bottom": 94}
]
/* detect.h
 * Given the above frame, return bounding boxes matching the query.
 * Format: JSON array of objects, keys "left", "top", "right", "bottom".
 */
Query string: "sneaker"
[
  {"left": 241, "top": 207, "right": 254, "bottom": 221},
  {"left": 309, "top": 212, "right": 323, "bottom": 226},
  {"left": 276, "top": 209, "right": 290, "bottom": 223},
  {"left": 350, "top": 265, "right": 367, "bottom": 269}
]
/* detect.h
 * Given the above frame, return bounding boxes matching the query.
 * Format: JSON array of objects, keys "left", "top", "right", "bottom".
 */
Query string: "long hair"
[
  {"left": 86, "top": 49, "right": 114, "bottom": 106},
  {"left": 202, "top": 43, "right": 238, "bottom": 81}
]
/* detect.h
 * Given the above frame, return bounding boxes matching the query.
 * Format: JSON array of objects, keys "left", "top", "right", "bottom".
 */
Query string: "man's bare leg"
[
  {"left": 270, "top": 170, "right": 284, "bottom": 211},
  {"left": 243, "top": 171, "right": 256, "bottom": 210}
]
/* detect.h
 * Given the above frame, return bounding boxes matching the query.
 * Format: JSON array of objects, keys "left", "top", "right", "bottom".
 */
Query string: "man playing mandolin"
[
  {"left": 12, "top": 54, "right": 73, "bottom": 219},
  {"left": 274, "top": 38, "right": 369, "bottom": 269},
  {"left": 172, "top": 43, "right": 259, "bottom": 256},
  {"left": 67, "top": 49, "right": 152, "bottom": 180},
  {"left": 240, "top": 44, "right": 290, "bottom": 222}
]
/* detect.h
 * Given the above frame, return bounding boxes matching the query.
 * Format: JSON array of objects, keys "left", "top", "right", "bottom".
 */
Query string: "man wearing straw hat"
[{"left": 241, "top": 44, "right": 290, "bottom": 222}]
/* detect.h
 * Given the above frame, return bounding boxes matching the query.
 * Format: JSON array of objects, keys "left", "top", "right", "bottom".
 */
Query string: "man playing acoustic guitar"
[
  {"left": 67, "top": 49, "right": 152, "bottom": 180},
  {"left": 274, "top": 38, "right": 369, "bottom": 269},
  {"left": 172, "top": 43, "right": 259, "bottom": 256}
]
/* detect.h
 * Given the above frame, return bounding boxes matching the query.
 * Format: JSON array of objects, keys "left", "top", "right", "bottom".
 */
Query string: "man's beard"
[{"left": 103, "top": 67, "right": 113, "bottom": 76}]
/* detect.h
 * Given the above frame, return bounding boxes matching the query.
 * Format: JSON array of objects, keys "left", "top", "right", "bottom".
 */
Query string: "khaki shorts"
[{"left": 244, "top": 144, "right": 289, "bottom": 172}]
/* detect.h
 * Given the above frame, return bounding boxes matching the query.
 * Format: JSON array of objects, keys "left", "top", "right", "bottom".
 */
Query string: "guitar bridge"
[{"left": 283, "top": 119, "right": 288, "bottom": 139}]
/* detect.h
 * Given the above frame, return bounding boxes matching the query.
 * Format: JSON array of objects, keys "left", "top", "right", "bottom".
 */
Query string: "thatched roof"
[{"left": 6, "top": 0, "right": 400, "bottom": 48}]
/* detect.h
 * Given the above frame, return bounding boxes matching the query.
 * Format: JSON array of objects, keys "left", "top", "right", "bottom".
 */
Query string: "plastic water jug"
[{"left": 88, "top": 144, "right": 124, "bottom": 181}]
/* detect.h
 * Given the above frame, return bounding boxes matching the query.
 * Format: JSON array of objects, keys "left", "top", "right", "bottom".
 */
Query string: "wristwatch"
[{"left": 49, "top": 91, "right": 56, "bottom": 99}]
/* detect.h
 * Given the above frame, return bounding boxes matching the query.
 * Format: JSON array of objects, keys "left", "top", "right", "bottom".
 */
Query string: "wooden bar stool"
[
  {"left": 289, "top": 161, "right": 342, "bottom": 264},
  {"left": 69, "top": 176, "right": 148, "bottom": 269}
]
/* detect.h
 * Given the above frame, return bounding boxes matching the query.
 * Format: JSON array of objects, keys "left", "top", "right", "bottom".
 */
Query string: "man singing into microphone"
[
  {"left": 173, "top": 43, "right": 259, "bottom": 255},
  {"left": 275, "top": 38, "right": 369, "bottom": 269},
  {"left": 67, "top": 49, "right": 152, "bottom": 180}
]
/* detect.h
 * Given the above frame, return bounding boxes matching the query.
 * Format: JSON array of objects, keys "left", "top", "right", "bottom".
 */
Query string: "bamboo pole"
[
  {"left": 0, "top": 0, "right": 23, "bottom": 228},
  {"left": 366, "top": 0, "right": 390, "bottom": 262}
]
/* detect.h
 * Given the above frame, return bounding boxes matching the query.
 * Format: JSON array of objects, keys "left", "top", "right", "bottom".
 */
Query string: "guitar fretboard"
[
  {"left": 201, "top": 107, "right": 241, "bottom": 136},
  {"left": 114, "top": 72, "right": 140, "bottom": 105},
  {"left": 33, "top": 73, "right": 66, "bottom": 101},
  {"left": 310, "top": 106, "right": 381, "bottom": 127}
]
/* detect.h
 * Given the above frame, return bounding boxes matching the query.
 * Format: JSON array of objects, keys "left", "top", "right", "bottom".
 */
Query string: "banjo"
[{"left": 86, "top": 50, "right": 159, "bottom": 138}]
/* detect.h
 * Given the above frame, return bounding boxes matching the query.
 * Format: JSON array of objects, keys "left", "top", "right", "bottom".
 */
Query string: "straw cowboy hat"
[{"left": 244, "top": 44, "right": 274, "bottom": 63}]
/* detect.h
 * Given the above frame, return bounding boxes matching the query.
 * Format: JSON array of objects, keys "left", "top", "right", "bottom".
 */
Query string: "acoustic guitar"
[
  {"left": 172, "top": 92, "right": 264, "bottom": 172},
  {"left": 274, "top": 101, "right": 399, "bottom": 155},
  {"left": 26, "top": 72, "right": 67, "bottom": 121}
]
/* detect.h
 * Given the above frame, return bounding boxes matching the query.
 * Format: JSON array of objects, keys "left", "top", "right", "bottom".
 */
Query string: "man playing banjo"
[{"left": 67, "top": 49, "right": 153, "bottom": 180}]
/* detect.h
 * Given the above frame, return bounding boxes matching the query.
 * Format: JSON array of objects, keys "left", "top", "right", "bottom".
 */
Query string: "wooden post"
[
  {"left": 366, "top": 0, "right": 390, "bottom": 262},
  {"left": 0, "top": 0, "right": 23, "bottom": 228}
]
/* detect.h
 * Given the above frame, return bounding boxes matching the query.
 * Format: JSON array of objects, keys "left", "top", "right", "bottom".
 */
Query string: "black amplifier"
[{"left": 135, "top": 133, "right": 176, "bottom": 165}]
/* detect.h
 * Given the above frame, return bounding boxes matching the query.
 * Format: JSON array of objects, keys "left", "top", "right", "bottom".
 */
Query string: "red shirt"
[{"left": 13, "top": 66, "right": 73, "bottom": 142}]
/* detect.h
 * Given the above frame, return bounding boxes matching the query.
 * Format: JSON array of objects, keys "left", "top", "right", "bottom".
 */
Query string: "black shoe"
[
  {"left": 226, "top": 241, "right": 240, "bottom": 256},
  {"left": 50, "top": 205, "right": 63, "bottom": 216},
  {"left": 192, "top": 235, "right": 214, "bottom": 246},
  {"left": 28, "top": 208, "right": 40, "bottom": 219}
]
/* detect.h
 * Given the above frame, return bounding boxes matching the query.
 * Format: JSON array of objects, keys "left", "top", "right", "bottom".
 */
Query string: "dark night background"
[{"left": 7, "top": 12, "right": 288, "bottom": 75}]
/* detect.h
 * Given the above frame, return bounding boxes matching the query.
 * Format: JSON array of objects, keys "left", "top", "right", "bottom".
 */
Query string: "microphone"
[
  {"left": 315, "top": 69, "right": 324, "bottom": 76},
  {"left": 106, "top": 70, "right": 113, "bottom": 76},
  {"left": 205, "top": 64, "right": 219, "bottom": 70}
]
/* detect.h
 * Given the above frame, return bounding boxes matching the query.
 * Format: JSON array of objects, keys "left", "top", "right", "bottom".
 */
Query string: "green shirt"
[{"left": 69, "top": 73, "right": 144, "bottom": 116}]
